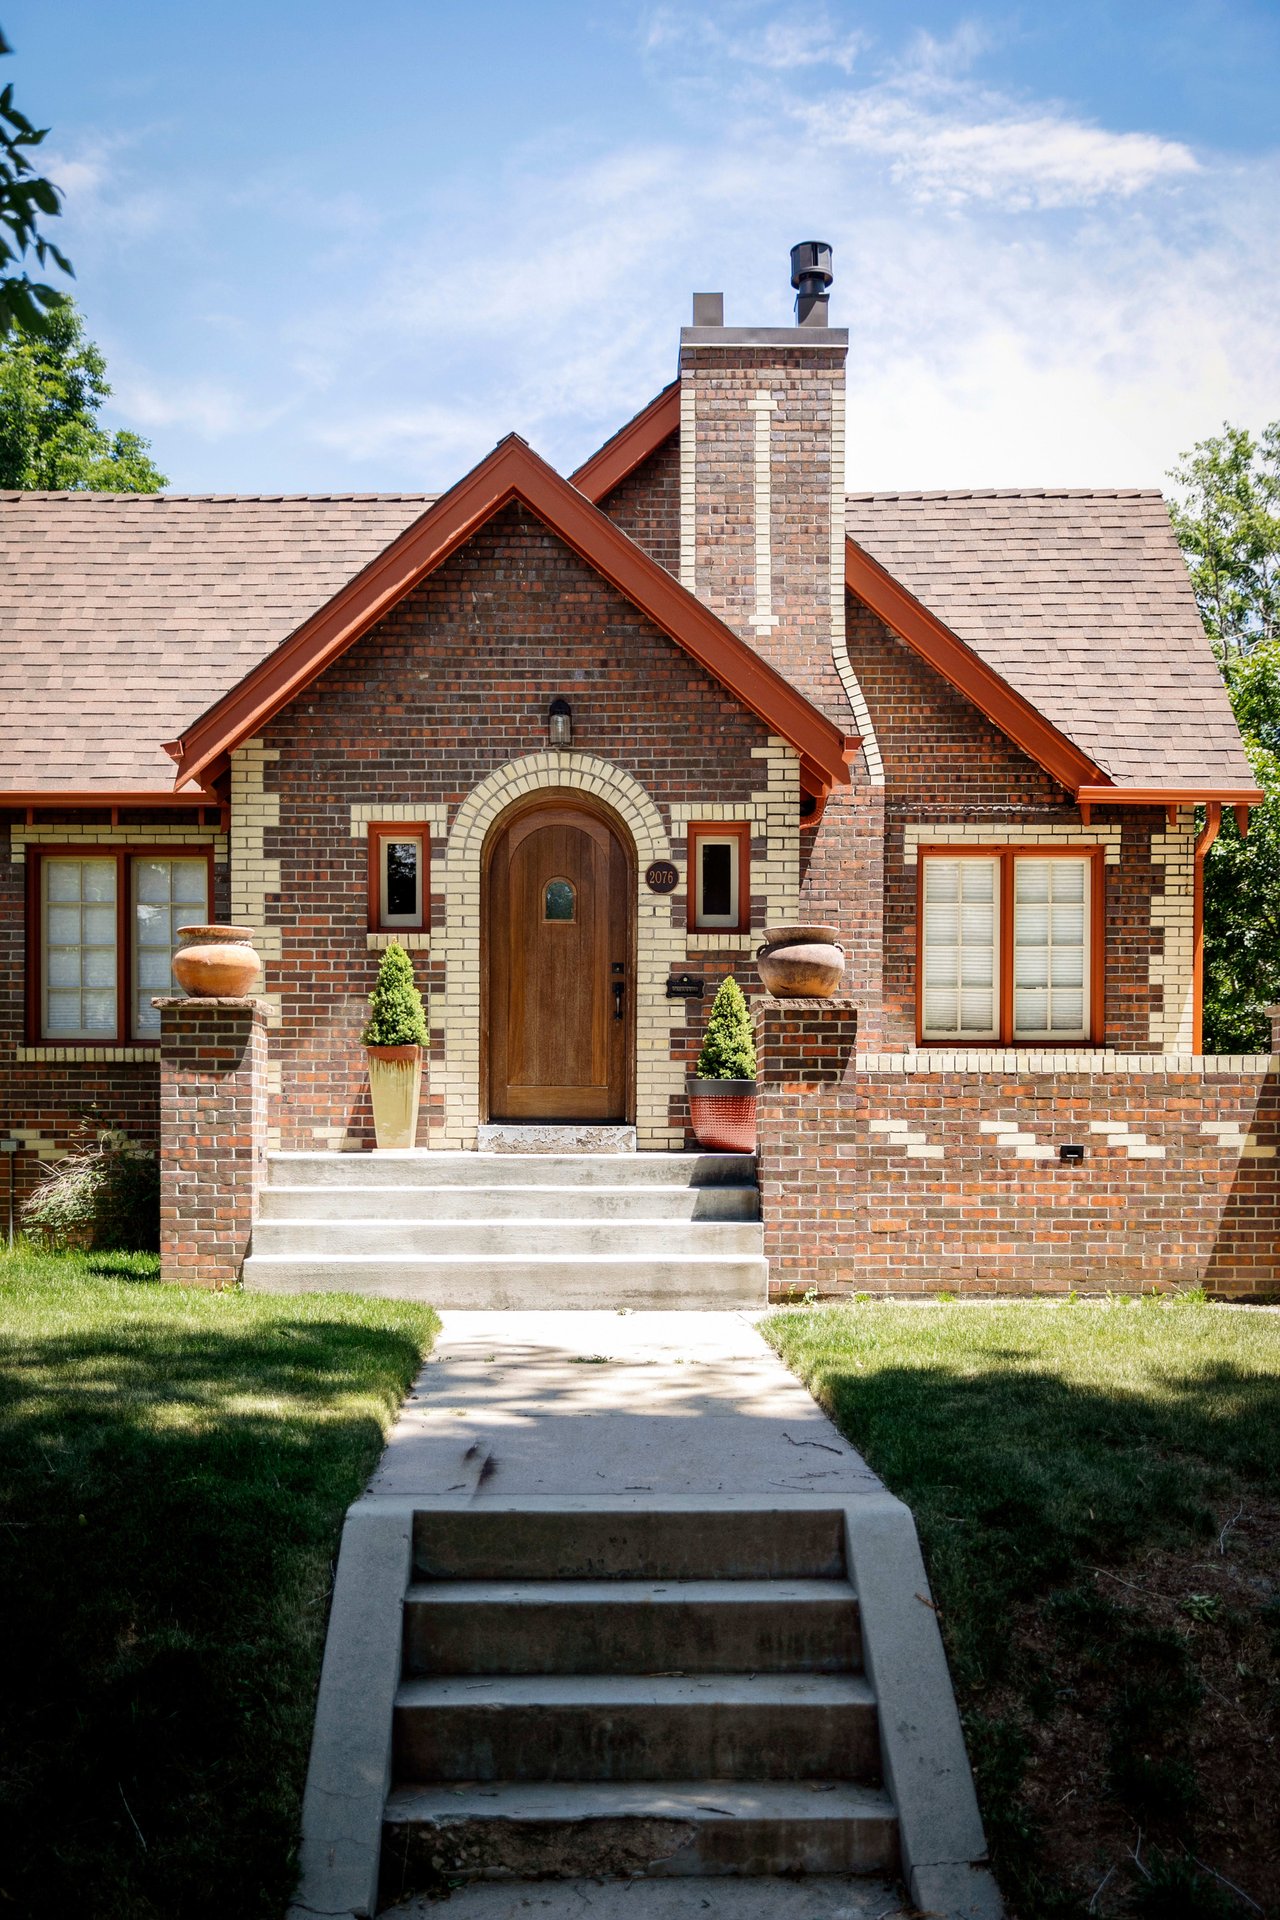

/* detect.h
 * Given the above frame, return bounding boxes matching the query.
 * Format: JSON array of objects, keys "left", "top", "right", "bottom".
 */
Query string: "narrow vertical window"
[
  {"left": 42, "top": 857, "right": 118, "bottom": 1038},
  {"left": 688, "top": 823, "right": 750, "bottom": 933},
  {"left": 1012, "top": 858, "right": 1088, "bottom": 1040},
  {"left": 920, "top": 857, "right": 999, "bottom": 1039},
  {"left": 368, "top": 824, "right": 428, "bottom": 932},
  {"left": 133, "top": 857, "right": 210, "bottom": 1038}
]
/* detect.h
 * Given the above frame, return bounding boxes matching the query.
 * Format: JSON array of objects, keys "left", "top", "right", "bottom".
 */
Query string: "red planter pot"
[{"left": 686, "top": 1077, "right": 758, "bottom": 1154}]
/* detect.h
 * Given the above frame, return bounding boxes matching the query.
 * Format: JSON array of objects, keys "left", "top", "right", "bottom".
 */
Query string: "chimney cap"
[{"left": 790, "top": 241, "right": 833, "bottom": 292}]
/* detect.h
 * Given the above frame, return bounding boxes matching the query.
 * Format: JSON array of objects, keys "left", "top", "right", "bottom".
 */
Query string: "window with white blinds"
[
  {"left": 921, "top": 857, "right": 999, "bottom": 1039},
  {"left": 920, "top": 852, "right": 1094, "bottom": 1044}
]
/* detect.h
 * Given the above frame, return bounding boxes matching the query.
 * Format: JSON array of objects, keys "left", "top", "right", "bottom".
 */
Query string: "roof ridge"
[
  {"left": 845, "top": 486, "right": 1165, "bottom": 502},
  {"left": 0, "top": 490, "right": 439, "bottom": 503}
]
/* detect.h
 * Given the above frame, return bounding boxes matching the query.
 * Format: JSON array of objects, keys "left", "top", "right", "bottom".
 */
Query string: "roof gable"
[{"left": 170, "top": 435, "right": 857, "bottom": 800}]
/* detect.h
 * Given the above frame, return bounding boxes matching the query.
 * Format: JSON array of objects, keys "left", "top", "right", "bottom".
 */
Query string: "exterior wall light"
[
  {"left": 548, "top": 698, "right": 572, "bottom": 747},
  {"left": 1059, "top": 1143, "right": 1085, "bottom": 1164}
]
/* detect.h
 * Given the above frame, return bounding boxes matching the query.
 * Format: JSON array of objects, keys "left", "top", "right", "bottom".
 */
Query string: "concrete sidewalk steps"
[
  {"left": 380, "top": 1504, "right": 897, "bottom": 1897},
  {"left": 268, "top": 1149, "right": 754, "bottom": 1188},
  {"left": 258, "top": 1181, "right": 759, "bottom": 1222},
  {"left": 242, "top": 1251, "right": 766, "bottom": 1307},
  {"left": 402, "top": 1577, "right": 862, "bottom": 1674},
  {"left": 250, "top": 1217, "right": 764, "bottom": 1257}
]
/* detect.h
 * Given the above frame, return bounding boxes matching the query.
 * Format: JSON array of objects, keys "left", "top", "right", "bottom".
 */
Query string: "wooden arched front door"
[{"left": 485, "top": 798, "right": 633, "bottom": 1122}]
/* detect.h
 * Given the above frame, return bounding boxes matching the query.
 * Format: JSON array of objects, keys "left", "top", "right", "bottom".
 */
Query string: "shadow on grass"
[{"left": 0, "top": 1288, "right": 432, "bottom": 1920}]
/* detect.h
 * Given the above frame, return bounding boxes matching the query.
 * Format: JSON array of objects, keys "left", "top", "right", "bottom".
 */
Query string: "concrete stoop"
[
  {"left": 289, "top": 1497, "right": 1003, "bottom": 1920},
  {"left": 243, "top": 1151, "right": 767, "bottom": 1307}
]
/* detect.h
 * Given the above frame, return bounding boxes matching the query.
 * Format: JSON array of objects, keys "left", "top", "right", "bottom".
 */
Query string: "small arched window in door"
[{"left": 544, "top": 877, "right": 576, "bottom": 922}]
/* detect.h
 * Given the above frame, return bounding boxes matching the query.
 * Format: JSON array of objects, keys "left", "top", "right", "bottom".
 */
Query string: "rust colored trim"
[
  {"left": 171, "top": 434, "right": 858, "bottom": 798},
  {"left": 570, "top": 383, "right": 680, "bottom": 501},
  {"left": 845, "top": 537, "right": 1107, "bottom": 794},
  {"left": 1193, "top": 801, "right": 1223, "bottom": 1054},
  {"left": 1075, "top": 784, "right": 1263, "bottom": 808},
  {"left": 686, "top": 821, "right": 751, "bottom": 935},
  {"left": 0, "top": 788, "right": 221, "bottom": 811},
  {"left": 915, "top": 844, "right": 1106, "bottom": 1048},
  {"left": 367, "top": 822, "right": 431, "bottom": 933}
]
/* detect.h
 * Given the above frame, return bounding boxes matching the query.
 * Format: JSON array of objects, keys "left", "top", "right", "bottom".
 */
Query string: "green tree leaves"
[
  {"left": 0, "top": 301, "right": 168, "bottom": 490},
  {"left": 0, "top": 31, "right": 74, "bottom": 337},
  {"left": 695, "top": 976, "right": 757, "bottom": 1080},
  {"left": 1170, "top": 424, "right": 1280, "bottom": 1051},
  {"left": 361, "top": 943, "right": 429, "bottom": 1048}
]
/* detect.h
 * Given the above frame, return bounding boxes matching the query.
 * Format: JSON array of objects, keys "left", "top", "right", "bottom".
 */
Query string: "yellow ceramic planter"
[{"left": 366, "top": 1045, "right": 423, "bottom": 1150}]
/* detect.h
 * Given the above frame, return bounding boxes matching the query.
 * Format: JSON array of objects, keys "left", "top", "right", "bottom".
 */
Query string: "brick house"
[{"left": 2, "top": 251, "right": 1275, "bottom": 1298}]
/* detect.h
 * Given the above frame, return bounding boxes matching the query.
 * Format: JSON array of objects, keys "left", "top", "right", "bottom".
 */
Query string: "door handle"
[{"left": 612, "top": 979, "right": 624, "bottom": 1022}]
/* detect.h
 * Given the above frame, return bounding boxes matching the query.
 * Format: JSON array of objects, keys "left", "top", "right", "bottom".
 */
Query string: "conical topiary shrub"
[
  {"left": 362, "top": 942, "right": 428, "bottom": 1148},
  {"left": 688, "top": 975, "right": 757, "bottom": 1153},
  {"left": 696, "top": 976, "right": 757, "bottom": 1079},
  {"left": 362, "top": 941, "right": 429, "bottom": 1046}
]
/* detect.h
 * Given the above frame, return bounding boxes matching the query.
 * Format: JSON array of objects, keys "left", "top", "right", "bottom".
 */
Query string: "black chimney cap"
[{"left": 790, "top": 241, "right": 833, "bottom": 292}]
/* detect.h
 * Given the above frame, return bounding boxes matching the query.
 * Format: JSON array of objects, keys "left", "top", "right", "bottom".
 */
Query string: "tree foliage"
[
  {"left": 361, "top": 942, "right": 429, "bottom": 1048},
  {"left": 695, "top": 975, "right": 757, "bottom": 1080},
  {"left": 1169, "top": 424, "right": 1280, "bottom": 1051},
  {"left": 0, "top": 26, "right": 73, "bottom": 336},
  {"left": 0, "top": 299, "right": 167, "bottom": 490}
]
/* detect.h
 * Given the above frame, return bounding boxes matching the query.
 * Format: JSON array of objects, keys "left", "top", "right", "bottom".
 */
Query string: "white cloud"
[{"left": 644, "top": 4, "right": 865, "bottom": 73}]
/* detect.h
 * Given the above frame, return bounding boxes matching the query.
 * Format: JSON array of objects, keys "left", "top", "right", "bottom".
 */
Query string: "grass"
[
  {"left": 763, "top": 1297, "right": 1280, "bottom": 1920},
  {"left": 0, "top": 1242, "right": 438, "bottom": 1920}
]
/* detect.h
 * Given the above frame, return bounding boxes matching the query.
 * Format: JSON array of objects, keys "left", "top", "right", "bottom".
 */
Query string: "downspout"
[{"left": 1192, "top": 801, "right": 1222, "bottom": 1053}]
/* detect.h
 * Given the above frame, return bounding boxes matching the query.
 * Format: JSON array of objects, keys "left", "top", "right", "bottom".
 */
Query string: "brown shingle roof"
[
  {"left": 0, "top": 491, "right": 432, "bottom": 792},
  {"left": 845, "top": 488, "right": 1252, "bottom": 788}
]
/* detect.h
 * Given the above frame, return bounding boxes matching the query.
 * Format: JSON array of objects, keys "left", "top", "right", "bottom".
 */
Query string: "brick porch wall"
[
  {"left": 756, "top": 999, "right": 1280, "bottom": 1300},
  {"left": 157, "top": 997, "right": 267, "bottom": 1287}
]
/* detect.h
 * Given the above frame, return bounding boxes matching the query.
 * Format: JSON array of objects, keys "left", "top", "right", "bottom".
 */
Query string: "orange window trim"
[
  {"left": 26, "top": 843, "right": 216, "bottom": 1045},
  {"left": 687, "top": 822, "right": 752, "bottom": 935},
  {"left": 367, "top": 823, "right": 431, "bottom": 933},
  {"left": 915, "top": 844, "right": 1106, "bottom": 1048}
]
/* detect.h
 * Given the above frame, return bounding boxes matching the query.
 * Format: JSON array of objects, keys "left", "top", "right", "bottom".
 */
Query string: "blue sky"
[{"left": 4, "top": 0, "right": 1279, "bottom": 494}]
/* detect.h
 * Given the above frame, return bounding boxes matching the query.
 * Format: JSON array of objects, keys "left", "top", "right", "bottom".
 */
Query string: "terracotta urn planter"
[
  {"left": 367, "top": 1045, "right": 423, "bottom": 1150},
  {"left": 686, "top": 1076, "right": 758, "bottom": 1154},
  {"left": 172, "top": 925, "right": 262, "bottom": 998},
  {"left": 756, "top": 923, "right": 845, "bottom": 999}
]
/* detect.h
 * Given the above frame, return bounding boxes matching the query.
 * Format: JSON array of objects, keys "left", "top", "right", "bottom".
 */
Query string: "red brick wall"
[
  {"left": 756, "top": 1000, "right": 1280, "bottom": 1300},
  {"left": 258, "top": 501, "right": 779, "bottom": 1148},
  {"left": 157, "top": 996, "right": 266, "bottom": 1287},
  {"left": 598, "top": 434, "right": 680, "bottom": 575},
  {"left": 0, "top": 813, "right": 229, "bottom": 1207}
]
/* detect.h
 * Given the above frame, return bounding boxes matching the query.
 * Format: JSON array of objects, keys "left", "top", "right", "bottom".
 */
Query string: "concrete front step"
[
  {"left": 250, "top": 1217, "right": 764, "bottom": 1258},
  {"left": 241, "top": 1251, "right": 768, "bottom": 1308},
  {"left": 267, "top": 1150, "right": 753, "bottom": 1189},
  {"left": 403, "top": 1577, "right": 862, "bottom": 1676},
  {"left": 392, "top": 1672, "right": 880, "bottom": 1784},
  {"left": 258, "top": 1182, "right": 759, "bottom": 1223},
  {"left": 413, "top": 1507, "right": 848, "bottom": 1582},
  {"left": 380, "top": 1780, "right": 899, "bottom": 1886}
]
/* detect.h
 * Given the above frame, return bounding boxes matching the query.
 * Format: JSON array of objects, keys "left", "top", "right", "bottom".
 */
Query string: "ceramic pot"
[
  {"left": 172, "top": 925, "right": 262, "bottom": 998},
  {"left": 367, "top": 1045, "right": 423, "bottom": 1150},
  {"left": 756, "top": 923, "right": 845, "bottom": 999},
  {"left": 686, "top": 1076, "right": 758, "bottom": 1154}
]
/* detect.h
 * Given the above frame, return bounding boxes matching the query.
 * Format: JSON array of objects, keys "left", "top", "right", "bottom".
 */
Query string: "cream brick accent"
[
  {"left": 1149, "top": 808, "right": 1196, "bottom": 1052},
  {"left": 679, "top": 378, "right": 697, "bottom": 590},
  {"left": 366, "top": 931, "right": 431, "bottom": 951},
  {"left": 1199, "top": 1119, "right": 1276, "bottom": 1158},
  {"left": 266, "top": 1057, "right": 283, "bottom": 1153},
  {"left": 432, "top": 752, "right": 687, "bottom": 1151},
  {"left": 747, "top": 390, "right": 778, "bottom": 634},
  {"left": 868, "top": 1117, "right": 942, "bottom": 1158},
  {"left": 829, "top": 384, "right": 885, "bottom": 788},
  {"left": 857, "top": 1050, "right": 1274, "bottom": 1075},
  {"left": 15, "top": 1045, "right": 158, "bottom": 1063},
  {"left": 230, "top": 740, "right": 281, "bottom": 961},
  {"left": 671, "top": 738, "right": 801, "bottom": 935},
  {"left": 903, "top": 822, "right": 1122, "bottom": 866},
  {"left": 349, "top": 803, "right": 450, "bottom": 837},
  {"left": 1084, "top": 1120, "right": 1165, "bottom": 1159},
  {"left": 9, "top": 1126, "right": 64, "bottom": 1161},
  {"left": 10, "top": 824, "right": 227, "bottom": 864}
]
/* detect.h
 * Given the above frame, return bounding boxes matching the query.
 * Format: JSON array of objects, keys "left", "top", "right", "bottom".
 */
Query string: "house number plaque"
[
  {"left": 645, "top": 860, "right": 678, "bottom": 893},
  {"left": 666, "top": 973, "right": 704, "bottom": 1000}
]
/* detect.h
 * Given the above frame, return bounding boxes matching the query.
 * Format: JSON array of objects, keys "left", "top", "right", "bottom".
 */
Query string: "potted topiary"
[
  {"left": 687, "top": 975, "right": 757, "bottom": 1154},
  {"left": 362, "top": 942, "right": 428, "bottom": 1150}
]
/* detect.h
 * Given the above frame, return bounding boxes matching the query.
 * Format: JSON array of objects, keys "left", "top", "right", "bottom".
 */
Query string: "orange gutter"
[
  {"left": 845, "top": 537, "right": 1106, "bottom": 795},
  {"left": 1193, "top": 802, "right": 1223, "bottom": 1053},
  {"left": 570, "top": 383, "right": 680, "bottom": 501},
  {"left": 0, "top": 788, "right": 220, "bottom": 809},
  {"left": 170, "top": 434, "right": 857, "bottom": 801}
]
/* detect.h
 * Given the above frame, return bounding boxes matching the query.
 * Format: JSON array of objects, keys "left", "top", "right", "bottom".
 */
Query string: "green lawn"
[
  {"left": 0, "top": 1244, "right": 438, "bottom": 1920},
  {"left": 763, "top": 1299, "right": 1280, "bottom": 1920}
]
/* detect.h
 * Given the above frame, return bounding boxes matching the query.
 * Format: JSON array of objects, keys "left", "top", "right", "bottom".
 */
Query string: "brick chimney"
[{"left": 678, "top": 243, "right": 849, "bottom": 722}]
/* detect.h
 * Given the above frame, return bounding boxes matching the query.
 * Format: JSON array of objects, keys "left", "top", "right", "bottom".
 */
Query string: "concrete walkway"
[
  {"left": 367, "top": 1312, "right": 899, "bottom": 1917},
  {"left": 367, "top": 1309, "right": 883, "bottom": 1503}
]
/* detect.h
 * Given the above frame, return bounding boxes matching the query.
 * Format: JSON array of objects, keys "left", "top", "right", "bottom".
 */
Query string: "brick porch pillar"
[
  {"left": 156, "top": 997, "right": 268, "bottom": 1288},
  {"left": 754, "top": 997, "right": 859, "bottom": 1299}
]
